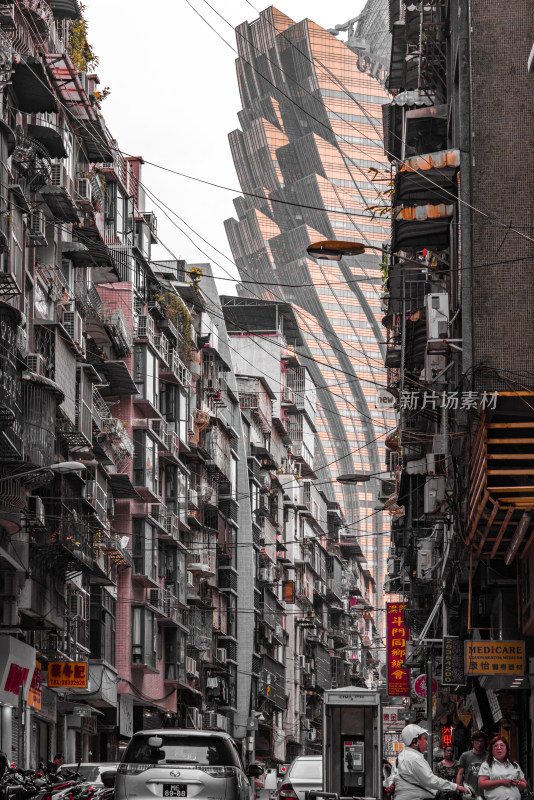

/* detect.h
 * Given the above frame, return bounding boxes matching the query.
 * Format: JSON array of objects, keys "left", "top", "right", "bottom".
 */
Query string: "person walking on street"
[
  {"left": 392, "top": 725, "right": 468, "bottom": 800},
  {"left": 47, "top": 754, "right": 64, "bottom": 775},
  {"left": 478, "top": 736, "right": 526, "bottom": 800},
  {"left": 435, "top": 746, "right": 459, "bottom": 800},
  {"left": 457, "top": 731, "right": 488, "bottom": 798}
]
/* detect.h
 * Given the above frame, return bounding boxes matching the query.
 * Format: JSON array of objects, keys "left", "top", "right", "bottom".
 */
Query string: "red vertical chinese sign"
[{"left": 386, "top": 602, "right": 410, "bottom": 696}]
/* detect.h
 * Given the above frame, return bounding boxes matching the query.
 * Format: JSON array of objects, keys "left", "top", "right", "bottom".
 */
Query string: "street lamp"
[
  {"left": 336, "top": 471, "right": 392, "bottom": 484},
  {"left": 306, "top": 239, "right": 366, "bottom": 261},
  {"left": 0, "top": 461, "right": 87, "bottom": 486}
]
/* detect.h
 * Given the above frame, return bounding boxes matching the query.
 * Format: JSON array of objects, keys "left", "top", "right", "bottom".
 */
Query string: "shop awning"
[
  {"left": 387, "top": 21, "right": 406, "bottom": 91},
  {"left": 108, "top": 473, "right": 142, "bottom": 500},
  {"left": 27, "top": 124, "right": 67, "bottom": 159},
  {"left": 392, "top": 217, "right": 452, "bottom": 252},
  {"left": 40, "top": 184, "right": 79, "bottom": 223},
  {"left": 12, "top": 56, "right": 58, "bottom": 113},
  {"left": 48, "top": 0, "right": 81, "bottom": 19},
  {"left": 61, "top": 240, "right": 93, "bottom": 267},
  {"left": 97, "top": 361, "right": 139, "bottom": 396},
  {"left": 395, "top": 166, "right": 459, "bottom": 205}
]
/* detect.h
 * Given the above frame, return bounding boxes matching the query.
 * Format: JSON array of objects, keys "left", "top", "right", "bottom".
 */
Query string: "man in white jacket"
[{"left": 391, "top": 725, "right": 469, "bottom": 800}]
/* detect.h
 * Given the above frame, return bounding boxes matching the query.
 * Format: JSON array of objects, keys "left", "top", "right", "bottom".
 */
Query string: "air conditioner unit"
[
  {"left": 76, "top": 177, "right": 92, "bottom": 202},
  {"left": 298, "top": 655, "right": 307, "bottom": 669},
  {"left": 0, "top": 571, "right": 17, "bottom": 596},
  {"left": 69, "top": 593, "right": 85, "bottom": 618},
  {"left": 204, "top": 711, "right": 217, "bottom": 729},
  {"left": 27, "top": 495, "right": 45, "bottom": 525},
  {"left": 149, "top": 588, "right": 160, "bottom": 607},
  {"left": 77, "top": 70, "right": 89, "bottom": 95},
  {"left": 426, "top": 293, "right": 449, "bottom": 349},
  {"left": 186, "top": 656, "right": 199, "bottom": 678},
  {"left": 275, "top": 623, "right": 284, "bottom": 639},
  {"left": 387, "top": 556, "right": 401, "bottom": 576},
  {"left": 259, "top": 568, "right": 268, "bottom": 582},
  {"left": 424, "top": 476, "right": 446, "bottom": 515},
  {"left": 307, "top": 729, "right": 317, "bottom": 742},
  {"left": 301, "top": 718, "right": 311, "bottom": 730},
  {"left": 424, "top": 352, "right": 448, "bottom": 385},
  {"left": 417, "top": 541, "right": 435, "bottom": 581},
  {"left": 50, "top": 163, "right": 72, "bottom": 194},
  {"left": 0, "top": 600, "right": 17, "bottom": 626},
  {"left": 61, "top": 307, "right": 84, "bottom": 352},
  {"left": 27, "top": 353, "right": 46, "bottom": 376},
  {"left": 303, "top": 663, "right": 312, "bottom": 675},
  {"left": 186, "top": 706, "right": 201, "bottom": 729},
  {"left": 216, "top": 648, "right": 227, "bottom": 664},
  {"left": 187, "top": 572, "right": 195, "bottom": 588},
  {"left": 28, "top": 209, "right": 47, "bottom": 245}
]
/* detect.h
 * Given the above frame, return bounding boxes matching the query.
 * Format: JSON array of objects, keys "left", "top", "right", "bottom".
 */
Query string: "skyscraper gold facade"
[{"left": 225, "top": 4, "right": 393, "bottom": 612}]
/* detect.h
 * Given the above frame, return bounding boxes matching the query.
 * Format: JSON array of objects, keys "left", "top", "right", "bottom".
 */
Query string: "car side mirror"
[
  {"left": 248, "top": 764, "right": 264, "bottom": 778},
  {"left": 100, "top": 770, "right": 116, "bottom": 788}
]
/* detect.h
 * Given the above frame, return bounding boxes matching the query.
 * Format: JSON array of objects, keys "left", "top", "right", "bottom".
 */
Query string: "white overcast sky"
[{"left": 85, "top": 1, "right": 366, "bottom": 291}]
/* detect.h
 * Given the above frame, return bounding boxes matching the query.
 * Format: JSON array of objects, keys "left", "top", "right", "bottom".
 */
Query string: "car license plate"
[{"left": 163, "top": 785, "right": 187, "bottom": 797}]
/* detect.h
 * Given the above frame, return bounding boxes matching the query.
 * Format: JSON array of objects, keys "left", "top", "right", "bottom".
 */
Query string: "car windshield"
[
  {"left": 124, "top": 736, "right": 237, "bottom": 767},
  {"left": 61, "top": 767, "right": 103, "bottom": 781},
  {"left": 290, "top": 761, "right": 322, "bottom": 779}
]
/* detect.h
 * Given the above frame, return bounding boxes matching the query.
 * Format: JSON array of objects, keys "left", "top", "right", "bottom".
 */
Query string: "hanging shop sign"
[
  {"left": 384, "top": 731, "right": 403, "bottom": 758},
  {"left": 27, "top": 661, "right": 42, "bottom": 710},
  {"left": 386, "top": 603, "right": 410, "bottom": 696},
  {"left": 442, "top": 636, "right": 465, "bottom": 686},
  {"left": 399, "top": 390, "right": 498, "bottom": 411},
  {"left": 383, "top": 706, "right": 404, "bottom": 729},
  {"left": 413, "top": 674, "right": 437, "bottom": 699},
  {"left": 442, "top": 726, "right": 453, "bottom": 748},
  {"left": 0, "top": 636, "right": 36, "bottom": 704},
  {"left": 465, "top": 641, "right": 524, "bottom": 676},
  {"left": 48, "top": 661, "right": 87, "bottom": 688}
]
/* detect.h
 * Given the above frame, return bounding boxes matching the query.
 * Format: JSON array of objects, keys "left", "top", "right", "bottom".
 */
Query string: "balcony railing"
[{"left": 161, "top": 348, "right": 191, "bottom": 387}]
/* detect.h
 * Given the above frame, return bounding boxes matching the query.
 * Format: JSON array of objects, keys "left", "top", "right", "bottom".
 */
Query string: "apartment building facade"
[
  {"left": 382, "top": 0, "right": 534, "bottom": 767},
  {"left": 0, "top": 0, "right": 383, "bottom": 772}
]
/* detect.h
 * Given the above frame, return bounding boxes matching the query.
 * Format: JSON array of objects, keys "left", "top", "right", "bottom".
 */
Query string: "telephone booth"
[{"left": 323, "top": 687, "right": 382, "bottom": 800}]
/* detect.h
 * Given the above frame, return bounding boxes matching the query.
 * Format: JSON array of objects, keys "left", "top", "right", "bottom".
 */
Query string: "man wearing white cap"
[{"left": 391, "top": 725, "right": 470, "bottom": 800}]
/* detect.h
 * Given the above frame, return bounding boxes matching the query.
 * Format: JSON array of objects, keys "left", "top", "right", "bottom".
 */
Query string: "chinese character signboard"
[
  {"left": 442, "top": 636, "right": 465, "bottom": 685},
  {"left": 27, "top": 661, "right": 42, "bottom": 710},
  {"left": 442, "top": 726, "right": 453, "bottom": 748},
  {"left": 465, "top": 641, "right": 524, "bottom": 676},
  {"left": 384, "top": 731, "right": 403, "bottom": 758},
  {"left": 383, "top": 706, "right": 403, "bottom": 730},
  {"left": 48, "top": 662, "right": 87, "bottom": 688},
  {"left": 386, "top": 603, "right": 410, "bottom": 696},
  {"left": 0, "top": 636, "right": 36, "bottom": 705}
]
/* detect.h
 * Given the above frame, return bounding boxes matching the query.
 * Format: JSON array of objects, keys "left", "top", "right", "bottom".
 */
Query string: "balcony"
[
  {"left": 146, "top": 587, "right": 180, "bottom": 626},
  {"left": 34, "top": 517, "right": 94, "bottom": 577},
  {"left": 204, "top": 425, "right": 232, "bottom": 480},
  {"left": 44, "top": 52, "right": 112, "bottom": 162},
  {"left": 160, "top": 348, "right": 191, "bottom": 388},
  {"left": 187, "top": 550, "right": 216, "bottom": 579},
  {"left": 236, "top": 377, "right": 272, "bottom": 434},
  {"left": 96, "top": 304, "right": 133, "bottom": 357},
  {"left": 467, "top": 409, "right": 534, "bottom": 560},
  {"left": 160, "top": 430, "right": 181, "bottom": 464}
]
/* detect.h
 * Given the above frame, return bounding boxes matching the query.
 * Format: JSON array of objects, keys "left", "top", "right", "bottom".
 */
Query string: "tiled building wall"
[{"left": 470, "top": 1, "right": 534, "bottom": 390}]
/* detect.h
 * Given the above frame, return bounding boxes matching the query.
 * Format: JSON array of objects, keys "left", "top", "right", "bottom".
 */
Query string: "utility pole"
[{"left": 426, "top": 658, "right": 433, "bottom": 766}]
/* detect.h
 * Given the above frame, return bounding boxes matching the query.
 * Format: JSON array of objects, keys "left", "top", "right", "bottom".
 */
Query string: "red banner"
[{"left": 386, "top": 602, "right": 410, "bottom": 696}]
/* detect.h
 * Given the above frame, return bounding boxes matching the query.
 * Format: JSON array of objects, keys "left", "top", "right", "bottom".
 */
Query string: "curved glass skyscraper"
[{"left": 224, "top": 3, "right": 393, "bottom": 610}]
